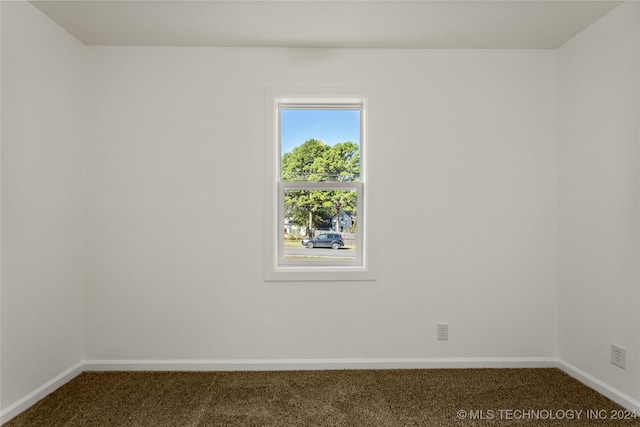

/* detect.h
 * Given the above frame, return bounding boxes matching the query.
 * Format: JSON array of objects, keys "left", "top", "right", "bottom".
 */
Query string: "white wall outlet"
[
  {"left": 437, "top": 323, "right": 448, "bottom": 341},
  {"left": 611, "top": 344, "right": 626, "bottom": 369}
]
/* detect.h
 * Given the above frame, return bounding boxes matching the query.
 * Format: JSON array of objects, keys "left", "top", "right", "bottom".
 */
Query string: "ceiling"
[{"left": 30, "top": 0, "right": 623, "bottom": 49}]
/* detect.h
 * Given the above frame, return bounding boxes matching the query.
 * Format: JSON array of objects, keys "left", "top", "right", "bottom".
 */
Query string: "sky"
[{"left": 280, "top": 109, "right": 360, "bottom": 155}]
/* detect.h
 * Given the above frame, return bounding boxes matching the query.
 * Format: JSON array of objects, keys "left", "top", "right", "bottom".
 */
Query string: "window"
[{"left": 264, "top": 88, "right": 375, "bottom": 281}]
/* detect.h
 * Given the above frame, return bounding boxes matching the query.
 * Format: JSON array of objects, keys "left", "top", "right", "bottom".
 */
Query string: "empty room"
[{"left": 1, "top": 0, "right": 639, "bottom": 425}]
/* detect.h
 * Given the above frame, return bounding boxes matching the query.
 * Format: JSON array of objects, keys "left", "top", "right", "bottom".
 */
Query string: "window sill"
[{"left": 265, "top": 266, "right": 377, "bottom": 282}]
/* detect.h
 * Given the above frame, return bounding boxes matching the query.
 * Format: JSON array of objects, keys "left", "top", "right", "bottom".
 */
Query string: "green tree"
[
  {"left": 281, "top": 139, "right": 329, "bottom": 182},
  {"left": 282, "top": 139, "right": 359, "bottom": 236},
  {"left": 322, "top": 141, "right": 360, "bottom": 182}
]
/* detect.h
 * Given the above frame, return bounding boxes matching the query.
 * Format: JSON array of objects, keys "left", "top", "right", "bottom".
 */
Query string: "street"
[{"left": 284, "top": 247, "right": 356, "bottom": 260}]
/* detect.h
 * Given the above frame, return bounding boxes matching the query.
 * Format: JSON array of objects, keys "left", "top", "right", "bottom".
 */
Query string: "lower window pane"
[{"left": 283, "top": 189, "right": 357, "bottom": 261}]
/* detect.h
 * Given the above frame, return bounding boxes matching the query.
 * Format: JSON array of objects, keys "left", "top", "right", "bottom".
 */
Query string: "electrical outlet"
[
  {"left": 611, "top": 344, "right": 626, "bottom": 369},
  {"left": 437, "top": 323, "right": 448, "bottom": 341}
]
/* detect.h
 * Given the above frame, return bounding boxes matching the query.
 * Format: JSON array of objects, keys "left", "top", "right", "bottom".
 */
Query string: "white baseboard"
[
  {"left": 0, "top": 361, "right": 84, "bottom": 425},
  {"left": 83, "top": 357, "right": 557, "bottom": 372},
  {"left": 3, "top": 358, "right": 639, "bottom": 423},
  {"left": 556, "top": 360, "right": 640, "bottom": 413}
]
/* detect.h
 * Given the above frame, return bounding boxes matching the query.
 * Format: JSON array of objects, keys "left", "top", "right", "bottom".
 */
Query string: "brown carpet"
[{"left": 3, "top": 368, "right": 639, "bottom": 426}]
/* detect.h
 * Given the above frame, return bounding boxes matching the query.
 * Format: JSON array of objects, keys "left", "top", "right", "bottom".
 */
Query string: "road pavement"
[{"left": 284, "top": 247, "right": 356, "bottom": 259}]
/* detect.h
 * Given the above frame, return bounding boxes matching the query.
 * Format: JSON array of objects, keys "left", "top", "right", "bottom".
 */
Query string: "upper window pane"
[{"left": 280, "top": 108, "right": 360, "bottom": 182}]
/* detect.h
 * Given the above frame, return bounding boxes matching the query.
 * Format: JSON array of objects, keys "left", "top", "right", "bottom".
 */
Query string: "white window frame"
[{"left": 264, "top": 87, "right": 376, "bottom": 281}]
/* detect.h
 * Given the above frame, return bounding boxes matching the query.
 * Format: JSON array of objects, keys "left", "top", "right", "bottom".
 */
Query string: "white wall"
[
  {"left": 1, "top": 1, "right": 86, "bottom": 411},
  {"left": 85, "top": 47, "right": 558, "bottom": 361},
  {"left": 558, "top": 1, "right": 640, "bottom": 400},
  {"left": 10, "top": 0, "right": 640, "bottom": 416}
]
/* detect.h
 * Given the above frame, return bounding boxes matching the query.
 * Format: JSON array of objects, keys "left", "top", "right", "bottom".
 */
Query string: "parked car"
[{"left": 301, "top": 233, "right": 344, "bottom": 250}]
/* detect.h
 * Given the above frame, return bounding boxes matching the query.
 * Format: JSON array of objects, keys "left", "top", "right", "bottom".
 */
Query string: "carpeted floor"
[{"left": 3, "top": 368, "right": 639, "bottom": 426}]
